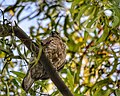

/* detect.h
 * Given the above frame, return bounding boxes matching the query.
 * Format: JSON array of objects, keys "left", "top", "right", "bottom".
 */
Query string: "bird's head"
[{"left": 51, "top": 31, "right": 61, "bottom": 39}]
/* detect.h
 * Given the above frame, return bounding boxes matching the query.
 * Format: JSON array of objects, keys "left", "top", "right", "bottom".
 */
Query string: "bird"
[{"left": 22, "top": 31, "right": 66, "bottom": 92}]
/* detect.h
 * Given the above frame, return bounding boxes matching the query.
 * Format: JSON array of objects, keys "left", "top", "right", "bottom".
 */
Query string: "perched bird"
[{"left": 22, "top": 32, "right": 66, "bottom": 92}]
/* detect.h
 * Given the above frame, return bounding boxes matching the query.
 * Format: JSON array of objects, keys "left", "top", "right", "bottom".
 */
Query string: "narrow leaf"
[
  {"left": 112, "top": 15, "right": 119, "bottom": 28},
  {"left": 5, "top": 82, "right": 10, "bottom": 96},
  {"left": 96, "top": 26, "right": 109, "bottom": 45},
  {"left": 10, "top": 71, "right": 25, "bottom": 78}
]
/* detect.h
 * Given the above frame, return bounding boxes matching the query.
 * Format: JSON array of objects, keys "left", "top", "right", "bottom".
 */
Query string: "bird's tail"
[{"left": 22, "top": 71, "right": 34, "bottom": 92}]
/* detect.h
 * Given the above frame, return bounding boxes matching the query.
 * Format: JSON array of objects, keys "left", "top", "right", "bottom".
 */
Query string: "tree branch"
[{"left": 0, "top": 24, "right": 73, "bottom": 96}]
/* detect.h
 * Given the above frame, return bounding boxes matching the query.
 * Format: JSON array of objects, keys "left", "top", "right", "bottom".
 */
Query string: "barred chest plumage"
[{"left": 22, "top": 32, "right": 66, "bottom": 92}]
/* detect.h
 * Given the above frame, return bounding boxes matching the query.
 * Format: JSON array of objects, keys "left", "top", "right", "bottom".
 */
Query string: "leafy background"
[{"left": 0, "top": 0, "right": 120, "bottom": 96}]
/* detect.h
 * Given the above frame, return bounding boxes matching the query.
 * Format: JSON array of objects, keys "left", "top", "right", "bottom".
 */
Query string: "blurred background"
[{"left": 0, "top": 0, "right": 120, "bottom": 96}]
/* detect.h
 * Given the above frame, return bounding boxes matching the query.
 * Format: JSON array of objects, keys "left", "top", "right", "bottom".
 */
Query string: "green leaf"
[
  {"left": 84, "top": 31, "right": 89, "bottom": 43},
  {"left": 92, "top": 78, "right": 112, "bottom": 91},
  {"left": 12, "top": 79, "right": 19, "bottom": 88},
  {"left": 112, "top": 15, "right": 119, "bottom": 28},
  {"left": 115, "top": 89, "right": 120, "bottom": 96},
  {"left": 94, "top": 89, "right": 111, "bottom": 96},
  {"left": 66, "top": 69, "right": 74, "bottom": 89},
  {"left": 10, "top": 71, "right": 25, "bottom": 78},
  {"left": 67, "top": 41, "right": 81, "bottom": 52},
  {"left": 90, "top": 6, "right": 97, "bottom": 17},
  {"left": 84, "top": 6, "right": 94, "bottom": 16},
  {"left": 91, "top": 78, "right": 113, "bottom": 96},
  {"left": 70, "top": 0, "right": 80, "bottom": 17},
  {"left": 75, "top": 5, "right": 88, "bottom": 25},
  {"left": 88, "top": 46, "right": 97, "bottom": 51},
  {"left": 95, "top": 26, "right": 109, "bottom": 45},
  {"left": 64, "top": 15, "right": 70, "bottom": 37},
  {"left": 109, "top": 58, "right": 118, "bottom": 75},
  {"left": 85, "top": 15, "right": 100, "bottom": 32},
  {"left": 85, "top": 26, "right": 97, "bottom": 33},
  {"left": 5, "top": 82, "right": 10, "bottom": 96}
]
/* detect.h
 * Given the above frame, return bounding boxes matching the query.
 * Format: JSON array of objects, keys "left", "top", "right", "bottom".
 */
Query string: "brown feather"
[{"left": 22, "top": 32, "right": 66, "bottom": 92}]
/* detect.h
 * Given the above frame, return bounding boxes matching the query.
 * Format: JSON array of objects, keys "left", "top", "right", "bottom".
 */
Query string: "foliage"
[{"left": 0, "top": 0, "right": 120, "bottom": 96}]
